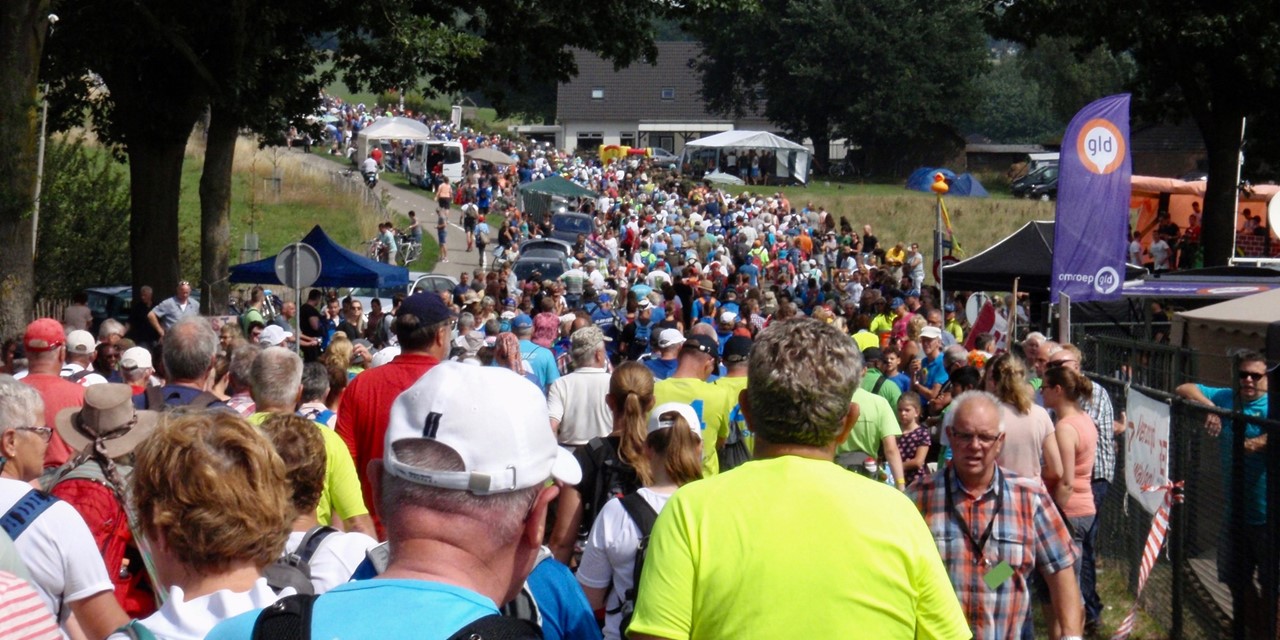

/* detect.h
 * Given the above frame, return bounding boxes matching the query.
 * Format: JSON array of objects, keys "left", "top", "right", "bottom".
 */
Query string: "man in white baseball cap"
[
  {"left": 645, "top": 328, "right": 686, "bottom": 381},
  {"left": 211, "top": 362, "right": 580, "bottom": 639}
]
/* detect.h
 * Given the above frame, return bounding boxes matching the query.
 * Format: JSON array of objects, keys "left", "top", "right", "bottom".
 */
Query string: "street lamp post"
[{"left": 31, "top": 14, "right": 58, "bottom": 257}]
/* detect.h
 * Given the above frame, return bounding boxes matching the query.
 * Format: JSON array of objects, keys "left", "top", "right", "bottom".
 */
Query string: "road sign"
[{"left": 274, "top": 242, "right": 321, "bottom": 290}]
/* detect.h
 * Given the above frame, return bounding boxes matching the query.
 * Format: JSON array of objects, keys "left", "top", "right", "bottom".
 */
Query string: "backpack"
[
  {"left": 609, "top": 493, "right": 659, "bottom": 635},
  {"left": 143, "top": 386, "right": 220, "bottom": 411},
  {"left": 477, "top": 228, "right": 490, "bottom": 244},
  {"left": 251, "top": 595, "right": 541, "bottom": 640},
  {"left": 718, "top": 406, "right": 751, "bottom": 472},
  {"left": 0, "top": 489, "right": 58, "bottom": 541},
  {"left": 49, "top": 463, "right": 156, "bottom": 618},
  {"left": 264, "top": 526, "right": 337, "bottom": 595},
  {"left": 582, "top": 437, "right": 639, "bottom": 535},
  {"left": 65, "top": 368, "right": 95, "bottom": 384}
]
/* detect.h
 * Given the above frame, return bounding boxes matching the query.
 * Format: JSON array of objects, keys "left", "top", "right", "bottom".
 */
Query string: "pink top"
[
  {"left": 996, "top": 402, "right": 1055, "bottom": 481},
  {"left": 1058, "top": 413, "right": 1098, "bottom": 518}
]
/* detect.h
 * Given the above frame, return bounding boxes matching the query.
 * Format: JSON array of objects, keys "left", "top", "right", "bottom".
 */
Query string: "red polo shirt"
[{"left": 336, "top": 352, "right": 439, "bottom": 537}]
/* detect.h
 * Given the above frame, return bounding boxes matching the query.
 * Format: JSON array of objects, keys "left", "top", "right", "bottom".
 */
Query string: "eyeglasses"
[
  {"left": 1239, "top": 371, "right": 1266, "bottom": 382},
  {"left": 15, "top": 426, "right": 53, "bottom": 443},
  {"left": 950, "top": 430, "right": 1001, "bottom": 446}
]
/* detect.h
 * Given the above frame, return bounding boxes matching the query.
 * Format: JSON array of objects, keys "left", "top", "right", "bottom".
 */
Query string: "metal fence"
[{"left": 1079, "top": 333, "right": 1280, "bottom": 639}]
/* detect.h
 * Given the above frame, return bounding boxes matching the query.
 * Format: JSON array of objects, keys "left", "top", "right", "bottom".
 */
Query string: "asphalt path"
[{"left": 296, "top": 152, "right": 477, "bottom": 282}]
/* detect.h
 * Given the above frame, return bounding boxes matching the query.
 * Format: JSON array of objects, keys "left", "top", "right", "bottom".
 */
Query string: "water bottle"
[{"left": 863, "top": 457, "right": 878, "bottom": 479}]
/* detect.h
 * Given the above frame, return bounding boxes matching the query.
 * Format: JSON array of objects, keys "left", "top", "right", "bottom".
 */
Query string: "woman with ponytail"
[
  {"left": 549, "top": 362, "right": 655, "bottom": 564},
  {"left": 1041, "top": 364, "right": 1098, "bottom": 540},
  {"left": 982, "top": 352, "right": 1064, "bottom": 488},
  {"left": 576, "top": 402, "right": 704, "bottom": 639}
]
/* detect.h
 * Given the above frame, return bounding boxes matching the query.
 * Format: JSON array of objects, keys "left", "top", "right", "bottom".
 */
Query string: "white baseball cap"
[
  {"left": 119, "top": 347, "right": 152, "bottom": 370},
  {"left": 647, "top": 402, "right": 703, "bottom": 440},
  {"left": 921, "top": 326, "right": 943, "bottom": 340},
  {"left": 258, "top": 325, "right": 293, "bottom": 347},
  {"left": 66, "top": 330, "right": 96, "bottom": 355},
  {"left": 719, "top": 311, "right": 738, "bottom": 324},
  {"left": 657, "top": 328, "right": 686, "bottom": 349},
  {"left": 370, "top": 345, "right": 400, "bottom": 368},
  {"left": 384, "top": 362, "right": 581, "bottom": 494}
]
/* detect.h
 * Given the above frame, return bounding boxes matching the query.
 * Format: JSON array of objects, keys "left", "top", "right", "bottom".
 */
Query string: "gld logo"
[{"left": 1093, "top": 267, "right": 1120, "bottom": 295}]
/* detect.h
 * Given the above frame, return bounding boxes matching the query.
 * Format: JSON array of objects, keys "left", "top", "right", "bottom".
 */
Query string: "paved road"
[{"left": 294, "top": 152, "right": 477, "bottom": 282}]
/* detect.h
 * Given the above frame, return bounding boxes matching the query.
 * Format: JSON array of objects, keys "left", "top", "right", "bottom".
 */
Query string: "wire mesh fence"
[{"left": 1079, "top": 332, "right": 1279, "bottom": 639}]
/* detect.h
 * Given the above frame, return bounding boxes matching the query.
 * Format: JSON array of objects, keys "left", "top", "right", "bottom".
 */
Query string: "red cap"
[{"left": 24, "top": 318, "right": 66, "bottom": 352}]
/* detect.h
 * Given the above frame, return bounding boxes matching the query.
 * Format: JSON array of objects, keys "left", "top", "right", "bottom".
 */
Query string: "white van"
[{"left": 408, "top": 140, "right": 465, "bottom": 188}]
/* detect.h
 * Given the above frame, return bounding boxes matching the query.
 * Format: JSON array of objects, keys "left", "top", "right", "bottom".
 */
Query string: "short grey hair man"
[
  {"left": 163, "top": 317, "right": 219, "bottom": 384},
  {"left": 746, "top": 317, "right": 863, "bottom": 448},
  {"left": 249, "top": 346, "right": 303, "bottom": 411},
  {"left": 942, "top": 344, "right": 969, "bottom": 371}
]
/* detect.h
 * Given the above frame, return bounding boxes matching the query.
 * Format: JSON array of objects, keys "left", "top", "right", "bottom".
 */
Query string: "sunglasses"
[{"left": 1239, "top": 371, "right": 1265, "bottom": 382}]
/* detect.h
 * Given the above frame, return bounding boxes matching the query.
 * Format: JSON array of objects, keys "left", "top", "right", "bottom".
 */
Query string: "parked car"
[
  {"left": 347, "top": 272, "right": 458, "bottom": 318},
  {"left": 650, "top": 147, "right": 680, "bottom": 165},
  {"left": 85, "top": 286, "right": 132, "bottom": 336},
  {"left": 512, "top": 256, "right": 569, "bottom": 283},
  {"left": 1011, "top": 165, "right": 1059, "bottom": 201},
  {"left": 548, "top": 212, "right": 595, "bottom": 245},
  {"left": 518, "top": 238, "right": 573, "bottom": 259}
]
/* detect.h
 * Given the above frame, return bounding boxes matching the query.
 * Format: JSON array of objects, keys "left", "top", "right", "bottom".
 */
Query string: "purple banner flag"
[{"left": 1051, "top": 94, "right": 1131, "bottom": 302}]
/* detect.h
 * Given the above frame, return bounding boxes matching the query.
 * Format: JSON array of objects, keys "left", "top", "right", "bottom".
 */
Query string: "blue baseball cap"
[
  {"left": 890, "top": 297, "right": 905, "bottom": 308},
  {"left": 511, "top": 314, "right": 533, "bottom": 330}
]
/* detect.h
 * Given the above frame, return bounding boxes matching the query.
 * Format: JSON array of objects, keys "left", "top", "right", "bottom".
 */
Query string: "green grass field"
[
  {"left": 715, "top": 179, "right": 1055, "bottom": 263},
  {"left": 174, "top": 140, "right": 386, "bottom": 283}
]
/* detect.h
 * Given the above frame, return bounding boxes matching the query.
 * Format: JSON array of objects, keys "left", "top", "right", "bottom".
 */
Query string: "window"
[
  {"left": 576, "top": 132, "right": 603, "bottom": 152},
  {"left": 591, "top": 88, "right": 605, "bottom": 100},
  {"left": 660, "top": 87, "right": 675, "bottom": 100},
  {"left": 620, "top": 133, "right": 636, "bottom": 147}
]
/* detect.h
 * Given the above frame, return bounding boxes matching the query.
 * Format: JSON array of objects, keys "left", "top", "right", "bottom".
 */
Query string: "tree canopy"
[
  {"left": 988, "top": 0, "right": 1280, "bottom": 266},
  {"left": 686, "top": 0, "right": 988, "bottom": 173}
]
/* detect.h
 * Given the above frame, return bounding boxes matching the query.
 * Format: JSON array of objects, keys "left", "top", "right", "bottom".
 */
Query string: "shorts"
[
  {"left": 437, "top": 228, "right": 447, "bottom": 244},
  {"left": 464, "top": 217, "right": 477, "bottom": 232},
  {"left": 437, "top": 197, "right": 451, "bottom": 210},
  {"left": 479, "top": 205, "right": 490, "bottom": 215}
]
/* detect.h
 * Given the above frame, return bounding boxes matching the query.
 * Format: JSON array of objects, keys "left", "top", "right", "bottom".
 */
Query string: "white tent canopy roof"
[
  {"left": 354, "top": 117, "right": 435, "bottom": 162},
  {"left": 685, "top": 129, "right": 808, "bottom": 151}
]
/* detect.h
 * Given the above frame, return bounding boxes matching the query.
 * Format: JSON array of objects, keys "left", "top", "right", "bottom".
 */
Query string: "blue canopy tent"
[
  {"left": 229, "top": 225, "right": 410, "bottom": 288},
  {"left": 905, "top": 167, "right": 989, "bottom": 197}
]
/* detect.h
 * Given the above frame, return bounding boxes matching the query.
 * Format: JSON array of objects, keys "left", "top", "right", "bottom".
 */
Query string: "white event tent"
[
  {"left": 354, "top": 117, "right": 434, "bottom": 162},
  {"left": 683, "top": 130, "right": 813, "bottom": 185}
]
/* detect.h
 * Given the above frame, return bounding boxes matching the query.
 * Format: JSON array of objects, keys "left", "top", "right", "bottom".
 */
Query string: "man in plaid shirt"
[{"left": 908, "top": 391, "right": 1083, "bottom": 640}]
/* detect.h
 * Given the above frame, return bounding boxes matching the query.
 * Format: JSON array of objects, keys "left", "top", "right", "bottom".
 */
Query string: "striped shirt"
[
  {"left": 908, "top": 466, "right": 1077, "bottom": 640},
  {"left": 0, "top": 572, "right": 60, "bottom": 640}
]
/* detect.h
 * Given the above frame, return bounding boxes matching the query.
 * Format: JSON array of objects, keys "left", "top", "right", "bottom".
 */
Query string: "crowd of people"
[{"left": 2, "top": 122, "right": 1260, "bottom": 640}]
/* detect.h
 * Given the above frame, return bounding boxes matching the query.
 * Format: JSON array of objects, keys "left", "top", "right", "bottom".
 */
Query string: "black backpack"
[
  {"left": 263, "top": 526, "right": 336, "bottom": 595},
  {"left": 609, "top": 493, "right": 659, "bottom": 635},
  {"left": 251, "top": 595, "right": 541, "bottom": 640},
  {"left": 583, "top": 437, "right": 639, "bottom": 534}
]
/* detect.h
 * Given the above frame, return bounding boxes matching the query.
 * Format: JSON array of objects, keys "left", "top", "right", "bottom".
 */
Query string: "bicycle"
[
  {"left": 366, "top": 238, "right": 387, "bottom": 262},
  {"left": 396, "top": 234, "right": 422, "bottom": 265}
]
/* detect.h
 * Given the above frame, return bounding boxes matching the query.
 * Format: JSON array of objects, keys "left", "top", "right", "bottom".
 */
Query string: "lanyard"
[{"left": 944, "top": 467, "right": 1003, "bottom": 565}]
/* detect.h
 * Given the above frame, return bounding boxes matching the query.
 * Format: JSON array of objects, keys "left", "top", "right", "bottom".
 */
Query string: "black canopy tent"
[{"left": 943, "top": 220, "right": 1143, "bottom": 294}]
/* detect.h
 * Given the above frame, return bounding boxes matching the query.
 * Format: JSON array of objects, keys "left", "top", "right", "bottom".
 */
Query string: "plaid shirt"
[
  {"left": 1086, "top": 381, "right": 1116, "bottom": 482},
  {"left": 908, "top": 465, "right": 1077, "bottom": 640}
]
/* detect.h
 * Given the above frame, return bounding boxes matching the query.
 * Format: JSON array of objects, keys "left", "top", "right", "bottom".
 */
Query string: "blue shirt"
[
  {"left": 644, "top": 357, "right": 679, "bottom": 381},
  {"left": 527, "top": 557, "right": 603, "bottom": 640},
  {"left": 519, "top": 339, "right": 560, "bottom": 392},
  {"left": 1200, "top": 385, "right": 1269, "bottom": 525},
  {"left": 923, "top": 353, "right": 949, "bottom": 390},
  {"left": 208, "top": 580, "right": 497, "bottom": 640}
]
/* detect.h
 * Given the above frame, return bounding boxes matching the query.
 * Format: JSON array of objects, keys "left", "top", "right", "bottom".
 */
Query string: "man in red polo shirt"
[
  {"left": 17, "top": 318, "right": 85, "bottom": 468},
  {"left": 337, "top": 292, "right": 454, "bottom": 537}
]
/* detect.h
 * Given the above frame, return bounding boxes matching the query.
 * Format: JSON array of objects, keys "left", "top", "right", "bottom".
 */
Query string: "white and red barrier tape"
[{"left": 1111, "top": 481, "right": 1184, "bottom": 640}]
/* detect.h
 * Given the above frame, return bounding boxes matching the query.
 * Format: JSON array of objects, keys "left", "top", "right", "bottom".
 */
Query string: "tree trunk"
[
  {"left": 0, "top": 1, "right": 49, "bottom": 335},
  {"left": 1200, "top": 115, "right": 1245, "bottom": 267},
  {"left": 809, "top": 132, "right": 831, "bottom": 175},
  {"left": 199, "top": 107, "right": 236, "bottom": 315},
  {"left": 128, "top": 138, "right": 187, "bottom": 304}
]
